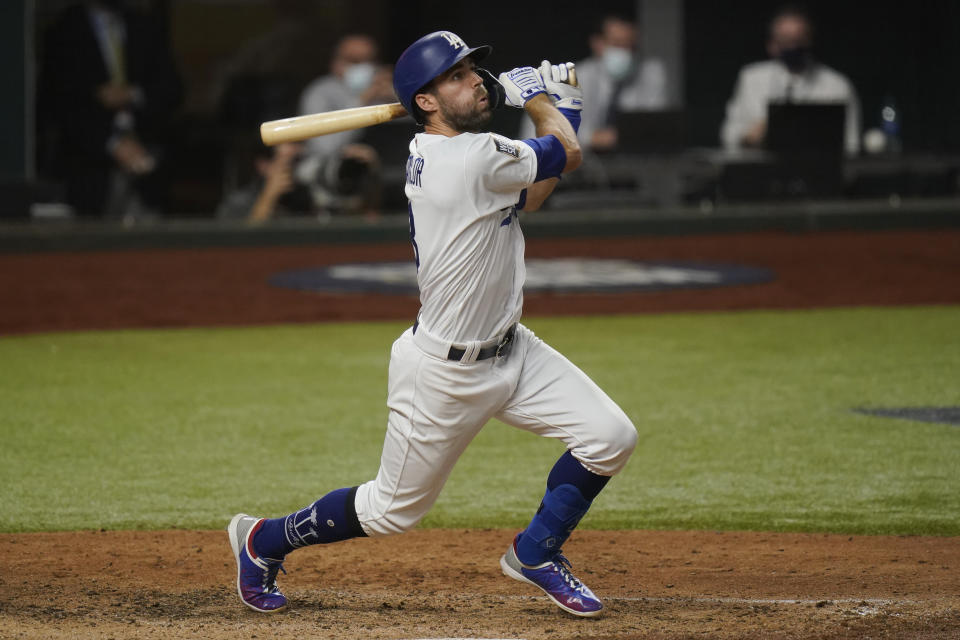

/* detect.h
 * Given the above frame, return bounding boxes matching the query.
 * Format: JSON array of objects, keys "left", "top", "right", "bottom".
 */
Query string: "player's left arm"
[
  {"left": 518, "top": 100, "right": 571, "bottom": 212},
  {"left": 516, "top": 61, "right": 583, "bottom": 211}
]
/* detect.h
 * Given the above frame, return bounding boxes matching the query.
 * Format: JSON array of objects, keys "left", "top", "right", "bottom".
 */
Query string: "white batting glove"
[
  {"left": 539, "top": 60, "right": 583, "bottom": 112},
  {"left": 497, "top": 66, "right": 546, "bottom": 108}
]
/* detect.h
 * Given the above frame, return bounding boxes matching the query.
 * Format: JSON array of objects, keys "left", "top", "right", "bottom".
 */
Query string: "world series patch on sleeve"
[{"left": 490, "top": 133, "right": 520, "bottom": 158}]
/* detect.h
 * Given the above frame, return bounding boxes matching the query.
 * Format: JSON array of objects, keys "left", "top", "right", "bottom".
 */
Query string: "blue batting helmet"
[{"left": 393, "top": 31, "right": 492, "bottom": 123}]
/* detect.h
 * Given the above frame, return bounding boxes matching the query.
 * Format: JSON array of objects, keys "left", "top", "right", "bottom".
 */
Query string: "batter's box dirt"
[{"left": 1, "top": 529, "right": 958, "bottom": 639}]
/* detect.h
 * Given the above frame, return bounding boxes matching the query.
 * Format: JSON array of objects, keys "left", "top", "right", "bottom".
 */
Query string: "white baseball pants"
[{"left": 354, "top": 323, "right": 637, "bottom": 537}]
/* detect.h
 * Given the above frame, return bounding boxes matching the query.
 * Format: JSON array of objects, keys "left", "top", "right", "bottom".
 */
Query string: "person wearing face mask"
[
  {"left": 579, "top": 14, "right": 669, "bottom": 151},
  {"left": 720, "top": 5, "right": 861, "bottom": 155},
  {"left": 518, "top": 14, "right": 668, "bottom": 152},
  {"left": 297, "top": 34, "right": 396, "bottom": 220}
]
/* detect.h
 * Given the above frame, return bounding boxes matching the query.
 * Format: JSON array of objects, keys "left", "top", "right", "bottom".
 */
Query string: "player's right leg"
[{"left": 494, "top": 324, "right": 638, "bottom": 616}]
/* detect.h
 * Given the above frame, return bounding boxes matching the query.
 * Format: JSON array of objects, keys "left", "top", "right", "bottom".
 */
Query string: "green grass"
[{"left": 2, "top": 306, "right": 959, "bottom": 535}]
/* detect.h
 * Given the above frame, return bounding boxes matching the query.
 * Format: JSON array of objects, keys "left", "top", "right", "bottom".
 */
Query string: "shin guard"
[{"left": 515, "top": 483, "right": 591, "bottom": 566}]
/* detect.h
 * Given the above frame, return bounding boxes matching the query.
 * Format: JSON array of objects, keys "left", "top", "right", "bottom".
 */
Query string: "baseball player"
[{"left": 228, "top": 30, "right": 637, "bottom": 618}]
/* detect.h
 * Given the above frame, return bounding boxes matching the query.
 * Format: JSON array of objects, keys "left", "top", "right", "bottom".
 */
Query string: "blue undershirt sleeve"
[{"left": 520, "top": 135, "right": 566, "bottom": 182}]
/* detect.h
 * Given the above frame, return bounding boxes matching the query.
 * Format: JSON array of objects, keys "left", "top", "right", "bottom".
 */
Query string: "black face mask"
[{"left": 779, "top": 46, "right": 812, "bottom": 72}]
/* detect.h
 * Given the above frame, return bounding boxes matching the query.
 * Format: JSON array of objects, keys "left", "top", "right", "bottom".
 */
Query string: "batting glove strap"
[
  {"left": 498, "top": 66, "right": 546, "bottom": 108},
  {"left": 558, "top": 107, "right": 581, "bottom": 135}
]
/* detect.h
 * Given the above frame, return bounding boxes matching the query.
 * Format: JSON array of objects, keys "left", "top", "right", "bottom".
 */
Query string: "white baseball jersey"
[
  {"left": 353, "top": 129, "right": 637, "bottom": 538},
  {"left": 404, "top": 131, "right": 537, "bottom": 343}
]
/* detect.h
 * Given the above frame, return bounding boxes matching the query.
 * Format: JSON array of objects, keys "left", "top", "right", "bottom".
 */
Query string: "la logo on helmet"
[{"left": 440, "top": 32, "right": 465, "bottom": 49}]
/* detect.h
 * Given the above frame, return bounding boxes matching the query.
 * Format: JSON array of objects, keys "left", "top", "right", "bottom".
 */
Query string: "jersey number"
[{"left": 407, "top": 203, "right": 421, "bottom": 270}]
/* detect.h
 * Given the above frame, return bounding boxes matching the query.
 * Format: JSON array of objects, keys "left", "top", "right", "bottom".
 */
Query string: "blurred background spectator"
[
  {"left": 4, "top": 0, "right": 956, "bottom": 221},
  {"left": 296, "top": 34, "right": 396, "bottom": 221},
  {"left": 573, "top": 13, "right": 670, "bottom": 152},
  {"left": 209, "top": 1, "right": 333, "bottom": 220},
  {"left": 37, "top": 0, "right": 181, "bottom": 219},
  {"left": 215, "top": 140, "right": 318, "bottom": 223},
  {"left": 720, "top": 4, "right": 860, "bottom": 156},
  {"left": 520, "top": 13, "right": 671, "bottom": 152}
]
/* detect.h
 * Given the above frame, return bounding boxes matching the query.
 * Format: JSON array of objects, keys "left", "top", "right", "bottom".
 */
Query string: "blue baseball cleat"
[
  {"left": 227, "top": 513, "right": 288, "bottom": 613},
  {"left": 499, "top": 534, "right": 604, "bottom": 617}
]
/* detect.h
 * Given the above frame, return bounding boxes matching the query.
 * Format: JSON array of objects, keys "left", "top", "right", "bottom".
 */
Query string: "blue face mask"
[
  {"left": 602, "top": 47, "right": 633, "bottom": 81},
  {"left": 344, "top": 63, "right": 375, "bottom": 93}
]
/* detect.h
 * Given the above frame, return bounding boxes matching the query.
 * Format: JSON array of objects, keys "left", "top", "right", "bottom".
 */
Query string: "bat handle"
[{"left": 567, "top": 65, "right": 578, "bottom": 88}]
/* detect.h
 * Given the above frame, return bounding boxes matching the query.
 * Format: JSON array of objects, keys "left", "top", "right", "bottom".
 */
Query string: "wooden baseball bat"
[
  {"left": 260, "top": 102, "right": 409, "bottom": 146},
  {"left": 259, "top": 66, "right": 578, "bottom": 146}
]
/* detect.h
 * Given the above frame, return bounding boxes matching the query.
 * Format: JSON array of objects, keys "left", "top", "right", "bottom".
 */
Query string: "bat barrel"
[{"left": 260, "top": 102, "right": 409, "bottom": 145}]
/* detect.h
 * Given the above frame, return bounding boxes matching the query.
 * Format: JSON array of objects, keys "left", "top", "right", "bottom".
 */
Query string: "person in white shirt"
[
  {"left": 227, "top": 31, "right": 637, "bottom": 620},
  {"left": 721, "top": 5, "right": 861, "bottom": 155}
]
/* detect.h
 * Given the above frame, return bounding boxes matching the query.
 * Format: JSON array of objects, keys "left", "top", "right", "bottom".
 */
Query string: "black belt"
[
  {"left": 413, "top": 320, "right": 517, "bottom": 361},
  {"left": 449, "top": 324, "right": 516, "bottom": 361}
]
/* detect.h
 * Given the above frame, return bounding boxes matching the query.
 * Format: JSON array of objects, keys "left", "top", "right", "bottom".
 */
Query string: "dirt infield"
[
  {"left": 2, "top": 529, "right": 958, "bottom": 639},
  {"left": 2, "top": 229, "right": 960, "bottom": 638}
]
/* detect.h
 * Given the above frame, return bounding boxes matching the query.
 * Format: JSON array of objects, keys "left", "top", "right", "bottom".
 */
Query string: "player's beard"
[{"left": 440, "top": 89, "right": 493, "bottom": 133}]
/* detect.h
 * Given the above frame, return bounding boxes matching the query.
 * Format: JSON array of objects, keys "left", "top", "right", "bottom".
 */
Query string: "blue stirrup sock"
[
  {"left": 253, "top": 486, "right": 366, "bottom": 561},
  {"left": 515, "top": 451, "right": 611, "bottom": 566}
]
